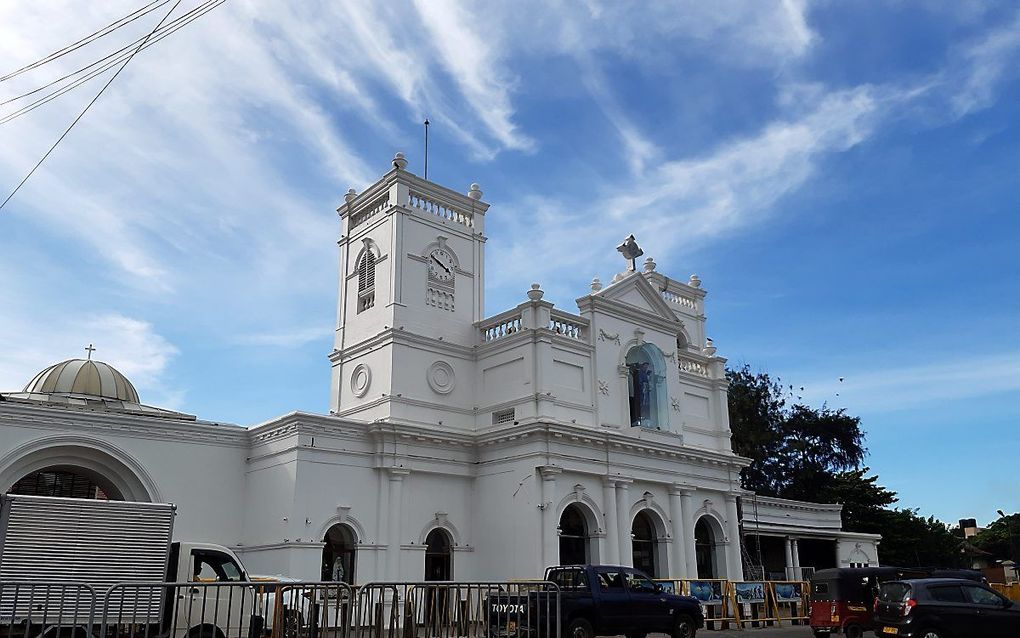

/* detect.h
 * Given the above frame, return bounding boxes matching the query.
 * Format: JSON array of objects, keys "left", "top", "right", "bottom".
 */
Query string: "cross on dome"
[{"left": 84, "top": 344, "right": 96, "bottom": 360}]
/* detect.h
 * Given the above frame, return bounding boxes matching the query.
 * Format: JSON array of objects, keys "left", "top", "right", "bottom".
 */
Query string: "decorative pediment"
[{"left": 587, "top": 272, "right": 684, "bottom": 328}]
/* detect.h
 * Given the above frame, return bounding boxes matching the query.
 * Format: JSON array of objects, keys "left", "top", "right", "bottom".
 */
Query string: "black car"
[{"left": 875, "top": 577, "right": 1020, "bottom": 637}]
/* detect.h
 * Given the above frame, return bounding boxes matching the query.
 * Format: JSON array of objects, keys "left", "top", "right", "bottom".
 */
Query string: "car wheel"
[
  {"left": 844, "top": 624, "right": 863, "bottom": 638},
  {"left": 567, "top": 618, "right": 593, "bottom": 638},
  {"left": 919, "top": 630, "right": 943, "bottom": 638},
  {"left": 672, "top": 614, "right": 695, "bottom": 638}
]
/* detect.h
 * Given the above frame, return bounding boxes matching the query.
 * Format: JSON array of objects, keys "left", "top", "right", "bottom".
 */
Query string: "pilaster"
[
  {"left": 679, "top": 488, "right": 697, "bottom": 577},
  {"left": 601, "top": 477, "right": 619, "bottom": 564},
  {"left": 614, "top": 478, "right": 633, "bottom": 566},
  {"left": 539, "top": 465, "right": 562, "bottom": 572}
]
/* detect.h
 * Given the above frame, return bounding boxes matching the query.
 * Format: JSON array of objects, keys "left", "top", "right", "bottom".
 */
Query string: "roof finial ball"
[
  {"left": 527, "top": 283, "right": 544, "bottom": 301},
  {"left": 688, "top": 273, "right": 702, "bottom": 288},
  {"left": 468, "top": 183, "right": 483, "bottom": 200},
  {"left": 643, "top": 257, "right": 656, "bottom": 273},
  {"left": 344, "top": 188, "right": 357, "bottom": 204},
  {"left": 392, "top": 152, "right": 408, "bottom": 170},
  {"left": 590, "top": 277, "right": 602, "bottom": 292}
]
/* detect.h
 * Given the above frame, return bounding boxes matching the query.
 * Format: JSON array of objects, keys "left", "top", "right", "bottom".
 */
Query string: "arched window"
[
  {"left": 631, "top": 510, "right": 663, "bottom": 578},
  {"left": 625, "top": 344, "right": 668, "bottom": 429},
  {"left": 9, "top": 467, "right": 119, "bottom": 500},
  {"left": 356, "top": 251, "right": 376, "bottom": 312},
  {"left": 558, "top": 504, "right": 591, "bottom": 565},
  {"left": 321, "top": 523, "right": 357, "bottom": 583}
]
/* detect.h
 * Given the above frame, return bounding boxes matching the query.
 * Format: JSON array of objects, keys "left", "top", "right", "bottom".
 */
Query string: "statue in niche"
[{"left": 628, "top": 361, "right": 653, "bottom": 427}]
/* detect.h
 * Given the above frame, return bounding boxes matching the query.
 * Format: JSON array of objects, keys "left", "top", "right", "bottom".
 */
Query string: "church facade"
[{"left": 0, "top": 154, "right": 880, "bottom": 584}]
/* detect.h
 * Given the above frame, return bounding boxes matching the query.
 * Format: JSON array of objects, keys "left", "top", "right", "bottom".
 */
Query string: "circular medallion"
[
  {"left": 427, "top": 360, "right": 456, "bottom": 394},
  {"left": 351, "top": 363, "right": 371, "bottom": 397}
]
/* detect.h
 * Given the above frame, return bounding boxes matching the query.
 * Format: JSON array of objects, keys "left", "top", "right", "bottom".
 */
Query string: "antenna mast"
[{"left": 423, "top": 118, "right": 430, "bottom": 180}]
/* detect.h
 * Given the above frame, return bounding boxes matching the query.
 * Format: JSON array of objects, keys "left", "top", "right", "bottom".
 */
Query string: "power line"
[
  {"left": 0, "top": 0, "right": 223, "bottom": 121},
  {"left": 0, "top": 0, "right": 184, "bottom": 213},
  {"left": 0, "top": 0, "right": 171, "bottom": 82}
]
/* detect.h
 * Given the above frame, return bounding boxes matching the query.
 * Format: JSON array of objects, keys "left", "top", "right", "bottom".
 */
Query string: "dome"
[{"left": 23, "top": 359, "right": 140, "bottom": 403}]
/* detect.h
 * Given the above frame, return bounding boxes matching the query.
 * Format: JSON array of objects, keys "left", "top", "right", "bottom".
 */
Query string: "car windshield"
[{"left": 879, "top": 583, "right": 911, "bottom": 603}]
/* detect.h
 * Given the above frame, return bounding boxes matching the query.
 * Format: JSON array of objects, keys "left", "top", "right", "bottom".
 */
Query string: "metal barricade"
[
  {"left": 97, "top": 582, "right": 354, "bottom": 638},
  {"left": 0, "top": 581, "right": 96, "bottom": 638},
  {"left": 0, "top": 581, "right": 555, "bottom": 638},
  {"left": 352, "top": 582, "right": 560, "bottom": 638}
]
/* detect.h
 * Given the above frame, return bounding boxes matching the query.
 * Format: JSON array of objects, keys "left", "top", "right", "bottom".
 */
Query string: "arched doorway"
[
  {"left": 424, "top": 528, "right": 453, "bottom": 581},
  {"left": 695, "top": 517, "right": 722, "bottom": 578},
  {"left": 321, "top": 524, "right": 357, "bottom": 583},
  {"left": 625, "top": 344, "right": 668, "bottom": 428},
  {"left": 631, "top": 510, "right": 664, "bottom": 578},
  {"left": 8, "top": 466, "right": 121, "bottom": 500},
  {"left": 558, "top": 504, "right": 591, "bottom": 565}
]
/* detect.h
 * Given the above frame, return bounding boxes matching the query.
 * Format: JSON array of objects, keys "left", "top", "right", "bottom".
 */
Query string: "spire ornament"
[{"left": 616, "top": 234, "right": 643, "bottom": 271}]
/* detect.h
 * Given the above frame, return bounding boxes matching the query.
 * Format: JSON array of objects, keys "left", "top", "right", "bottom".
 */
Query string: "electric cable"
[
  {"left": 0, "top": 0, "right": 223, "bottom": 122},
  {"left": 1, "top": 0, "right": 171, "bottom": 82},
  {"left": 0, "top": 0, "right": 184, "bottom": 213}
]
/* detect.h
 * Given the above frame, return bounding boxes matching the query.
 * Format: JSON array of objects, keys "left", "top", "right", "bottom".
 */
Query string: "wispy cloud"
[
  {"left": 799, "top": 353, "right": 1020, "bottom": 413},
  {"left": 0, "top": 309, "right": 181, "bottom": 408},
  {"left": 235, "top": 326, "right": 332, "bottom": 348}
]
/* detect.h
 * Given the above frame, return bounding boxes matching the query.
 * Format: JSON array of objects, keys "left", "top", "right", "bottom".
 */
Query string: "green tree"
[
  {"left": 972, "top": 513, "right": 1020, "bottom": 562},
  {"left": 727, "top": 365, "right": 963, "bottom": 568},
  {"left": 870, "top": 509, "right": 964, "bottom": 568},
  {"left": 821, "top": 468, "right": 898, "bottom": 533},
  {"left": 726, "top": 365, "right": 867, "bottom": 500}
]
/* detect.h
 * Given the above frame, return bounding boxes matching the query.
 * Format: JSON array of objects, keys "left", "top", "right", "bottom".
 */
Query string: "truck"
[
  {"left": 0, "top": 494, "right": 262, "bottom": 638},
  {"left": 488, "top": 565, "right": 704, "bottom": 638}
]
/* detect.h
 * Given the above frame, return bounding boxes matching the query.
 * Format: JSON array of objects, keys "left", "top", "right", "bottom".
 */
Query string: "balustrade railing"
[
  {"left": 548, "top": 313, "right": 588, "bottom": 341},
  {"left": 662, "top": 289, "right": 698, "bottom": 311},
  {"left": 349, "top": 192, "right": 390, "bottom": 229},
  {"left": 678, "top": 356, "right": 711, "bottom": 378},
  {"left": 408, "top": 190, "right": 474, "bottom": 228},
  {"left": 480, "top": 313, "right": 522, "bottom": 342}
]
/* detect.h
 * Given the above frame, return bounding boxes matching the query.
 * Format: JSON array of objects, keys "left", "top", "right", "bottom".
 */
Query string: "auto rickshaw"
[{"left": 808, "top": 567, "right": 927, "bottom": 637}]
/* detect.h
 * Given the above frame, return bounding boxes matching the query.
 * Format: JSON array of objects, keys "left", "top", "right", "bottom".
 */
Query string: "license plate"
[
  {"left": 507, "top": 621, "right": 517, "bottom": 633},
  {"left": 882, "top": 628, "right": 899, "bottom": 635}
]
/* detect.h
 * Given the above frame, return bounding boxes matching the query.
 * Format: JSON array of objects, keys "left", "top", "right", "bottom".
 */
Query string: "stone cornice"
[
  {"left": 330, "top": 327, "right": 476, "bottom": 363},
  {"left": 576, "top": 294, "right": 684, "bottom": 335},
  {"left": 475, "top": 421, "right": 750, "bottom": 469},
  {"left": 748, "top": 494, "right": 845, "bottom": 513},
  {"left": 0, "top": 400, "right": 249, "bottom": 447}
]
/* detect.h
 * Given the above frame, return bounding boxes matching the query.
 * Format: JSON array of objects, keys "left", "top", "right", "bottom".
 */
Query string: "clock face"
[{"left": 428, "top": 248, "right": 455, "bottom": 282}]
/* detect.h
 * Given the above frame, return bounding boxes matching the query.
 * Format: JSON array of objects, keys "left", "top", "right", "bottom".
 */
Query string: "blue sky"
[{"left": 1, "top": 1, "right": 1018, "bottom": 526}]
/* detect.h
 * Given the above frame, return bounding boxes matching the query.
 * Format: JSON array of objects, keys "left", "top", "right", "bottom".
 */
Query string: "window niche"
[
  {"left": 355, "top": 240, "right": 379, "bottom": 313},
  {"left": 625, "top": 343, "right": 668, "bottom": 429}
]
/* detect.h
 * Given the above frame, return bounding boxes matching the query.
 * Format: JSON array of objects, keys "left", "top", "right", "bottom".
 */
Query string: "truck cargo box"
[{"left": 0, "top": 494, "right": 176, "bottom": 623}]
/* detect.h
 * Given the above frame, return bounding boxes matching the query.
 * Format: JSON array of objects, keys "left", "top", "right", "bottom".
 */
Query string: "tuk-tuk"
[{"left": 808, "top": 567, "right": 926, "bottom": 637}]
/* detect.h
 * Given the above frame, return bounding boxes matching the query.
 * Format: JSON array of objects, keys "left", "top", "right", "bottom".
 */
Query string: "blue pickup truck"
[{"left": 488, "top": 565, "right": 704, "bottom": 638}]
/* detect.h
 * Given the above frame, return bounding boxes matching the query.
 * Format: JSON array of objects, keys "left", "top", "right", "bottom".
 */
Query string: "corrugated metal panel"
[{"left": 0, "top": 495, "right": 175, "bottom": 622}]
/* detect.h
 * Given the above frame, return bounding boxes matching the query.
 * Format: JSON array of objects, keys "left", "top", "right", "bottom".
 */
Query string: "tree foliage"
[
  {"left": 972, "top": 513, "right": 1020, "bottom": 562},
  {"left": 727, "top": 365, "right": 962, "bottom": 568},
  {"left": 727, "top": 365, "right": 866, "bottom": 500}
]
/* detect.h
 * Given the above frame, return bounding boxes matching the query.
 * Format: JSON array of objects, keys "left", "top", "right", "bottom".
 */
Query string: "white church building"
[{"left": 0, "top": 154, "right": 880, "bottom": 584}]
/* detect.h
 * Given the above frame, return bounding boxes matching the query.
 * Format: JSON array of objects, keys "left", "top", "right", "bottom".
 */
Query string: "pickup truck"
[{"left": 488, "top": 565, "right": 703, "bottom": 638}]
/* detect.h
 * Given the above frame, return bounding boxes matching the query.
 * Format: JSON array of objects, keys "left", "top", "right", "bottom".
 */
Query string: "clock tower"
[{"left": 328, "top": 153, "right": 489, "bottom": 420}]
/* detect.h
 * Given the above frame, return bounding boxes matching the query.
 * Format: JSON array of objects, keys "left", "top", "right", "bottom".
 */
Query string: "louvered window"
[{"left": 357, "top": 252, "right": 376, "bottom": 312}]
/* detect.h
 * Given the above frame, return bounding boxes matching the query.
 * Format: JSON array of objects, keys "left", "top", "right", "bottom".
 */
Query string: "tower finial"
[{"left": 84, "top": 344, "right": 96, "bottom": 360}]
